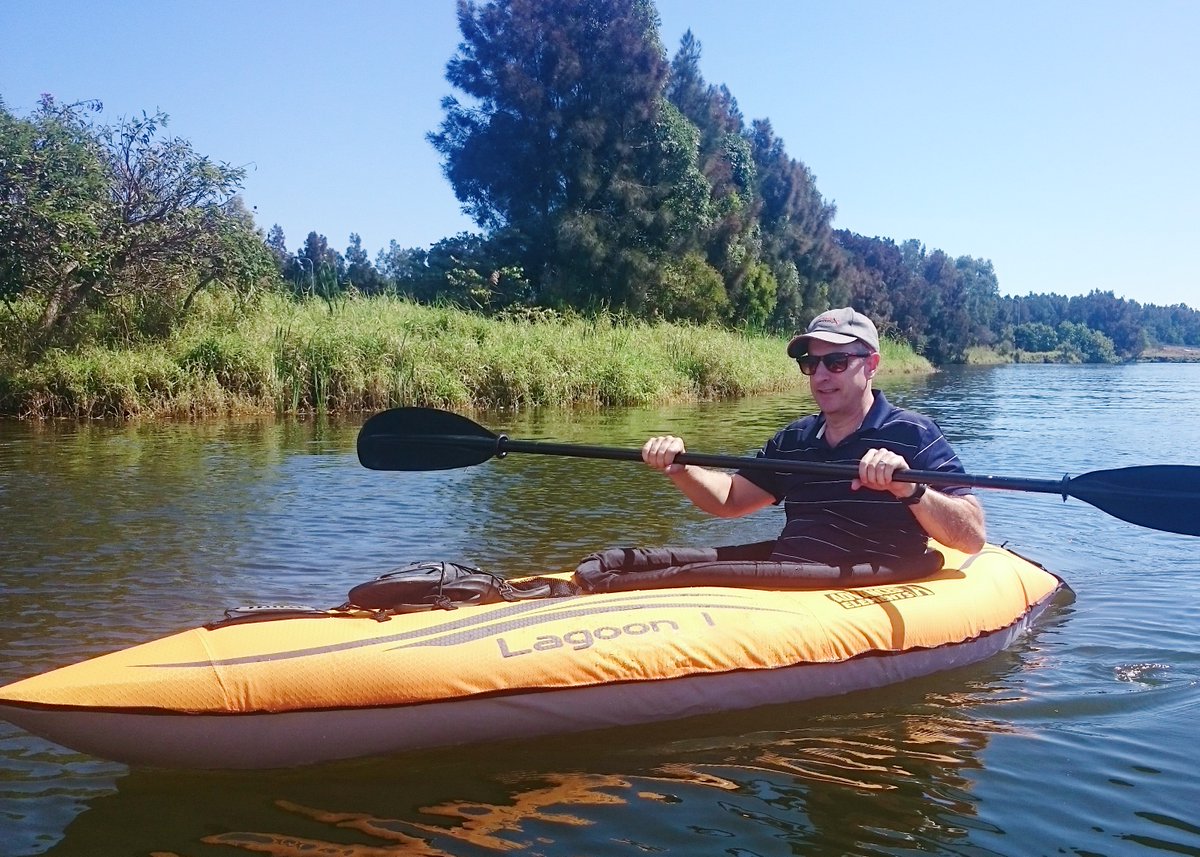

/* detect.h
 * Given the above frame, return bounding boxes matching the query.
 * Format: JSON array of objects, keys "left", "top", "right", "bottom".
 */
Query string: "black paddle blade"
[
  {"left": 357, "top": 407, "right": 499, "bottom": 471},
  {"left": 1067, "top": 465, "right": 1200, "bottom": 537}
]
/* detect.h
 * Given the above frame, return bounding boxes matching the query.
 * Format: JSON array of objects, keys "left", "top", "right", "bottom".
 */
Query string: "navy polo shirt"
[{"left": 737, "top": 391, "right": 971, "bottom": 565}]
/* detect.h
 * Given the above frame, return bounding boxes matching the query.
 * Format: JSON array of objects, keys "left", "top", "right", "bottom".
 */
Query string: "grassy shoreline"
[{"left": 0, "top": 292, "right": 934, "bottom": 420}]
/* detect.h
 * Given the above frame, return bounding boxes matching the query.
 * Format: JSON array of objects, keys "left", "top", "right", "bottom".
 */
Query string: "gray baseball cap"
[{"left": 786, "top": 307, "right": 880, "bottom": 357}]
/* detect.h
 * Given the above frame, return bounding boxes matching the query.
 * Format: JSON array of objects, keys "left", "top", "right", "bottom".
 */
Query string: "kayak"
[{"left": 0, "top": 543, "right": 1063, "bottom": 769}]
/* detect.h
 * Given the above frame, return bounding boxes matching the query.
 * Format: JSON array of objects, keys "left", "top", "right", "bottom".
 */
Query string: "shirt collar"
[
  {"left": 861, "top": 390, "right": 893, "bottom": 431},
  {"left": 811, "top": 390, "right": 892, "bottom": 442}
]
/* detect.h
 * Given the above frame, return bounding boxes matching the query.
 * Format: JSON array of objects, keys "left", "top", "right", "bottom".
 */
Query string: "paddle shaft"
[{"left": 416, "top": 433, "right": 1072, "bottom": 497}]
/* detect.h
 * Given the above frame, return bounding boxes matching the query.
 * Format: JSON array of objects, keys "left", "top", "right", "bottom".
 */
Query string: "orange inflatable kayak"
[{"left": 0, "top": 543, "right": 1063, "bottom": 769}]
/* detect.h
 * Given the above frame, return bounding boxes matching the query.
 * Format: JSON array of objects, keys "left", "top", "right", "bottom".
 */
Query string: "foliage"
[
  {"left": 1142, "top": 302, "right": 1200, "bottom": 346},
  {"left": 748, "top": 118, "right": 842, "bottom": 329},
  {"left": 0, "top": 97, "right": 110, "bottom": 333},
  {"left": 287, "top": 231, "right": 342, "bottom": 296},
  {"left": 410, "top": 4, "right": 1200, "bottom": 355},
  {"left": 1056, "top": 321, "right": 1119, "bottom": 363},
  {"left": 376, "top": 240, "right": 425, "bottom": 285},
  {"left": 733, "top": 262, "right": 777, "bottom": 330},
  {"left": 344, "top": 233, "right": 386, "bottom": 294},
  {"left": 1066, "top": 290, "right": 1144, "bottom": 357},
  {"left": 425, "top": 11, "right": 845, "bottom": 331},
  {"left": 0, "top": 97, "right": 273, "bottom": 353},
  {"left": 1000, "top": 290, "right": 1170, "bottom": 359},
  {"left": 430, "top": 0, "right": 684, "bottom": 311},
  {"left": 1013, "top": 322, "right": 1058, "bottom": 352},
  {"left": 265, "top": 224, "right": 290, "bottom": 273},
  {"left": 647, "top": 251, "right": 727, "bottom": 323}
]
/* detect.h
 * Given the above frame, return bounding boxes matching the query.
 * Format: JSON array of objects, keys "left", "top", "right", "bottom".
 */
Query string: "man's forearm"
[
  {"left": 667, "top": 467, "right": 774, "bottom": 519},
  {"left": 911, "top": 492, "right": 987, "bottom": 554},
  {"left": 667, "top": 465, "right": 740, "bottom": 516}
]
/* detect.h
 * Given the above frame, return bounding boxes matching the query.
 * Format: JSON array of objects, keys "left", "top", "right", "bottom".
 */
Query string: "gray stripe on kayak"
[{"left": 147, "top": 594, "right": 810, "bottom": 669}]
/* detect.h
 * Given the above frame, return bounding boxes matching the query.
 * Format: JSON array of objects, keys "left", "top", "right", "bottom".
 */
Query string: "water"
[{"left": 1, "top": 363, "right": 1199, "bottom": 856}]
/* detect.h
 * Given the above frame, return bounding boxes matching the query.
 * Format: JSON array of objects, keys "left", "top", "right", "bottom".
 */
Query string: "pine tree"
[{"left": 430, "top": 0, "right": 700, "bottom": 310}]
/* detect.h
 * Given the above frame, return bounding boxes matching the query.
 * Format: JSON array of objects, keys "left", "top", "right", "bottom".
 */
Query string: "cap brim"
[{"left": 786, "top": 331, "right": 858, "bottom": 357}]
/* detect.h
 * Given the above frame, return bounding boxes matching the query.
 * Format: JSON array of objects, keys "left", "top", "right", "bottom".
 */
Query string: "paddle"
[{"left": 357, "top": 407, "right": 1200, "bottom": 538}]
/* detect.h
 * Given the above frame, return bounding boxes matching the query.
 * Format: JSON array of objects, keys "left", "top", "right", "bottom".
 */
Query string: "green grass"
[
  {"left": 0, "top": 291, "right": 934, "bottom": 419},
  {"left": 963, "top": 345, "right": 1011, "bottom": 365}
]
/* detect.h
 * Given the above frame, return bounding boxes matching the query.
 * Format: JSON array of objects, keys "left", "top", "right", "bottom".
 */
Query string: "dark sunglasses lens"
[
  {"left": 824, "top": 354, "right": 851, "bottom": 372},
  {"left": 798, "top": 353, "right": 859, "bottom": 375}
]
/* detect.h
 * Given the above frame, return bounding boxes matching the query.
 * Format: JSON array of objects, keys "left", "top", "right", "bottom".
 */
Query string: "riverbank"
[
  {"left": 0, "top": 292, "right": 933, "bottom": 420},
  {"left": 967, "top": 343, "right": 1200, "bottom": 365},
  {"left": 1140, "top": 344, "right": 1200, "bottom": 362}
]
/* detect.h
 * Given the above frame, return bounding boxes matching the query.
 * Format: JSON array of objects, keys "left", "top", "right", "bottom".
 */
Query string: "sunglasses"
[{"left": 796, "top": 352, "right": 872, "bottom": 375}]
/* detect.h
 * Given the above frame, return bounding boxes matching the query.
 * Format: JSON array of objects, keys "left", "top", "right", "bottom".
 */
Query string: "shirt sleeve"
[
  {"left": 913, "top": 419, "right": 973, "bottom": 497},
  {"left": 735, "top": 433, "right": 789, "bottom": 503}
]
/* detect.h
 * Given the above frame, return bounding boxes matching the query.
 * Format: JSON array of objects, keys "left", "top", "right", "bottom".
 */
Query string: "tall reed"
[{"left": 0, "top": 292, "right": 932, "bottom": 420}]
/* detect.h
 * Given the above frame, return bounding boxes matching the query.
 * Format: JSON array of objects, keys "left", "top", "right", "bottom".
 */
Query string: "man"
[{"left": 641, "top": 307, "right": 986, "bottom": 567}]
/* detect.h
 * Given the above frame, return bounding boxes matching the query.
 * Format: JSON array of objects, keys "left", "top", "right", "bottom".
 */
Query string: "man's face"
[{"left": 804, "top": 338, "right": 879, "bottom": 418}]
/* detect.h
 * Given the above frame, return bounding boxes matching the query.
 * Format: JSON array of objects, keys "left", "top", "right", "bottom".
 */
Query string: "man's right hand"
[{"left": 642, "top": 435, "right": 687, "bottom": 474}]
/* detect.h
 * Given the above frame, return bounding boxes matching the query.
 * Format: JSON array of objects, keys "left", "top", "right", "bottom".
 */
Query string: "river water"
[{"left": 1, "top": 363, "right": 1198, "bottom": 856}]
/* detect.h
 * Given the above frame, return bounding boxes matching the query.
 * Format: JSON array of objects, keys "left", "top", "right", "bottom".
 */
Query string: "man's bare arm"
[{"left": 642, "top": 435, "right": 775, "bottom": 518}]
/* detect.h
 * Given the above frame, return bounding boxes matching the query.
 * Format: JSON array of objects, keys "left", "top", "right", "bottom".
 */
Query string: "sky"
[{"left": 3, "top": 1, "right": 1197, "bottom": 308}]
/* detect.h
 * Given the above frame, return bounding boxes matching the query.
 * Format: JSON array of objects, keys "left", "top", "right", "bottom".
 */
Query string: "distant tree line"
[
  {"left": 4, "top": 0, "right": 1199, "bottom": 365},
  {"left": 833, "top": 233, "right": 1199, "bottom": 362}
]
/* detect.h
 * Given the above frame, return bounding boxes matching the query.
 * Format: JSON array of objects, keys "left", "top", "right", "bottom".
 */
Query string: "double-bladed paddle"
[{"left": 357, "top": 407, "right": 1200, "bottom": 538}]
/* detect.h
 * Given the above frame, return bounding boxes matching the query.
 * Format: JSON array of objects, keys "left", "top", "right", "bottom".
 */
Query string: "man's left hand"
[{"left": 853, "top": 448, "right": 919, "bottom": 500}]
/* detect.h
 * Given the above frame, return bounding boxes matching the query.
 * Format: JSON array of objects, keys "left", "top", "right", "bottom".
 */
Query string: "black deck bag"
[
  {"left": 346, "top": 561, "right": 579, "bottom": 613},
  {"left": 573, "top": 541, "right": 944, "bottom": 593}
]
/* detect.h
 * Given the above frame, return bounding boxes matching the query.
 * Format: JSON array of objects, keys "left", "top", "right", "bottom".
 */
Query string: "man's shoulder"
[
  {"left": 773, "top": 413, "right": 821, "bottom": 438},
  {"left": 763, "top": 413, "right": 822, "bottom": 452},
  {"left": 865, "top": 396, "right": 966, "bottom": 474},
  {"left": 882, "top": 405, "right": 944, "bottom": 434},
  {"left": 869, "top": 393, "right": 944, "bottom": 438}
]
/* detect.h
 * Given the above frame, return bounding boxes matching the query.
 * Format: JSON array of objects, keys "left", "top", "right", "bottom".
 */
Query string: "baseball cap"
[{"left": 786, "top": 307, "right": 880, "bottom": 357}]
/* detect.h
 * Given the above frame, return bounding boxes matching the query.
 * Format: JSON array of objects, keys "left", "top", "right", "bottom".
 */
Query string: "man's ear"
[{"left": 865, "top": 351, "right": 881, "bottom": 378}]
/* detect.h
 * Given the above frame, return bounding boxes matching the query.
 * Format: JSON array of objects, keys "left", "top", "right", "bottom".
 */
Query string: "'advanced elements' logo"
[{"left": 825, "top": 584, "right": 935, "bottom": 610}]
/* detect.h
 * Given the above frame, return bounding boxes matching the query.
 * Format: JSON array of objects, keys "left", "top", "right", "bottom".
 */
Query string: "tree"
[
  {"left": 1005, "top": 292, "right": 1070, "bottom": 328},
  {"left": 954, "top": 256, "right": 1000, "bottom": 346},
  {"left": 178, "top": 194, "right": 277, "bottom": 318},
  {"left": 665, "top": 30, "right": 708, "bottom": 131},
  {"left": 647, "top": 250, "right": 726, "bottom": 323},
  {"left": 266, "top": 224, "right": 291, "bottom": 274},
  {"left": 749, "top": 119, "right": 841, "bottom": 329},
  {"left": 1143, "top": 303, "right": 1200, "bottom": 347},
  {"left": 294, "top": 231, "right": 342, "bottom": 298},
  {"left": 1013, "top": 322, "right": 1058, "bottom": 352},
  {"left": 390, "top": 232, "right": 529, "bottom": 310},
  {"left": 665, "top": 36, "right": 762, "bottom": 315},
  {"left": 376, "top": 240, "right": 427, "bottom": 291},
  {"left": 430, "top": 0, "right": 694, "bottom": 310},
  {"left": 0, "top": 96, "right": 270, "bottom": 349},
  {"left": 915, "top": 249, "right": 963, "bottom": 363},
  {"left": 834, "top": 231, "right": 900, "bottom": 328},
  {"left": 664, "top": 34, "right": 845, "bottom": 331},
  {"left": 1057, "top": 321, "right": 1118, "bottom": 363},
  {"left": 1, "top": 97, "right": 104, "bottom": 331},
  {"left": 1067, "top": 290, "right": 1145, "bottom": 358},
  {"left": 344, "top": 233, "right": 385, "bottom": 294}
]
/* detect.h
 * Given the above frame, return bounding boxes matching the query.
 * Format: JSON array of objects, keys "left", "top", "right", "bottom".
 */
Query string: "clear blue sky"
[{"left": 3, "top": 1, "right": 1197, "bottom": 308}]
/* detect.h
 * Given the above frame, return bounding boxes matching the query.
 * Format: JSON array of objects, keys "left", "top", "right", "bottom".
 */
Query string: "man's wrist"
[{"left": 898, "top": 483, "right": 927, "bottom": 506}]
